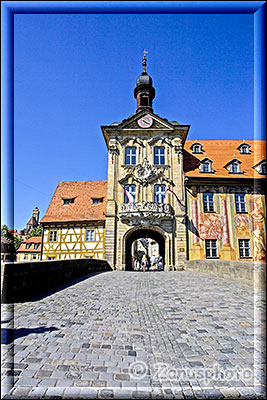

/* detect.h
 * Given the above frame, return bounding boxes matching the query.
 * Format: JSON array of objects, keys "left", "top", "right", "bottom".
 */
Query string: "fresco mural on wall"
[
  {"left": 234, "top": 215, "right": 250, "bottom": 235},
  {"left": 199, "top": 213, "right": 223, "bottom": 240}
]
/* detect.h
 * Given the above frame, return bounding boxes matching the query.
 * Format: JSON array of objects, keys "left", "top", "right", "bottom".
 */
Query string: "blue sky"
[{"left": 8, "top": 11, "right": 255, "bottom": 229}]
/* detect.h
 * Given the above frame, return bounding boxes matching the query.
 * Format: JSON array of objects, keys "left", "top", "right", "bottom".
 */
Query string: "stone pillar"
[
  {"left": 190, "top": 197, "right": 202, "bottom": 260},
  {"left": 220, "top": 197, "right": 234, "bottom": 260}
]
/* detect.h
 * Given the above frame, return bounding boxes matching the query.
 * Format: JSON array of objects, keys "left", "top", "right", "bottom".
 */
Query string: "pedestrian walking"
[
  {"left": 141, "top": 255, "right": 147, "bottom": 272},
  {"left": 157, "top": 255, "right": 163, "bottom": 271}
]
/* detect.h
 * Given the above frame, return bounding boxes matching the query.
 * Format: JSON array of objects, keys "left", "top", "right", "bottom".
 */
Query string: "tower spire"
[{"left": 134, "top": 52, "right": 155, "bottom": 113}]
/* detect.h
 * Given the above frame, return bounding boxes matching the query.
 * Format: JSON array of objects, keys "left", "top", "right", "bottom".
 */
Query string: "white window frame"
[
  {"left": 239, "top": 239, "right": 251, "bottom": 258},
  {"left": 154, "top": 185, "right": 166, "bottom": 203},
  {"left": 192, "top": 144, "right": 202, "bottom": 154},
  {"left": 154, "top": 147, "right": 165, "bottom": 165},
  {"left": 205, "top": 239, "right": 218, "bottom": 259},
  {"left": 124, "top": 185, "right": 136, "bottom": 204},
  {"left": 203, "top": 193, "right": 215, "bottom": 212},
  {"left": 201, "top": 161, "right": 212, "bottom": 173},
  {"left": 260, "top": 162, "right": 266, "bottom": 174},
  {"left": 86, "top": 229, "right": 95, "bottom": 242},
  {"left": 48, "top": 230, "right": 57, "bottom": 242},
  {"left": 125, "top": 147, "right": 137, "bottom": 165},
  {"left": 235, "top": 194, "right": 246, "bottom": 213},
  {"left": 231, "top": 162, "right": 240, "bottom": 173},
  {"left": 240, "top": 145, "right": 250, "bottom": 154}
]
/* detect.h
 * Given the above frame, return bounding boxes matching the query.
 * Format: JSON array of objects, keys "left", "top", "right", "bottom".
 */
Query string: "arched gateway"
[{"left": 124, "top": 228, "right": 165, "bottom": 271}]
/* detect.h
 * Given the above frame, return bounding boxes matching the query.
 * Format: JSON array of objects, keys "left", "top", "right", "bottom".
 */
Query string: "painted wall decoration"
[
  {"left": 199, "top": 212, "right": 223, "bottom": 240},
  {"left": 188, "top": 191, "right": 266, "bottom": 262}
]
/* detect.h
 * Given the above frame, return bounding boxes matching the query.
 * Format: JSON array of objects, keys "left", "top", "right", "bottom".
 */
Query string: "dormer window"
[
  {"left": 63, "top": 198, "right": 75, "bottom": 205},
  {"left": 237, "top": 142, "right": 251, "bottom": 154},
  {"left": 199, "top": 157, "right": 214, "bottom": 173},
  {"left": 26, "top": 243, "right": 31, "bottom": 249},
  {"left": 92, "top": 197, "right": 104, "bottom": 205},
  {"left": 253, "top": 159, "right": 266, "bottom": 175},
  {"left": 231, "top": 162, "right": 240, "bottom": 173},
  {"left": 190, "top": 142, "right": 203, "bottom": 154},
  {"left": 224, "top": 158, "right": 243, "bottom": 174}
]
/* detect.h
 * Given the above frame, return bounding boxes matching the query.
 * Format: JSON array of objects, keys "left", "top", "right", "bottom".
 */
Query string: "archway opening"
[{"left": 125, "top": 229, "right": 165, "bottom": 271}]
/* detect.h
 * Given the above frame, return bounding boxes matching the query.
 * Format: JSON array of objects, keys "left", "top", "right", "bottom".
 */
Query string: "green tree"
[
  {"left": 2, "top": 224, "right": 23, "bottom": 251},
  {"left": 27, "top": 225, "right": 43, "bottom": 239}
]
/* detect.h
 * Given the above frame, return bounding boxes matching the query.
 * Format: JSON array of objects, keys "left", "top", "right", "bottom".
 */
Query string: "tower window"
[
  {"left": 154, "top": 185, "right": 166, "bottom": 203},
  {"left": 205, "top": 239, "right": 218, "bottom": 258},
  {"left": 141, "top": 95, "right": 149, "bottom": 106},
  {"left": 154, "top": 147, "right": 165, "bottom": 165},
  {"left": 239, "top": 239, "right": 251, "bottom": 258},
  {"left": 203, "top": 193, "right": 215, "bottom": 212},
  {"left": 235, "top": 194, "right": 246, "bottom": 213},
  {"left": 125, "top": 147, "right": 136, "bottom": 165},
  {"left": 124, "top": 185, "right": 136, "bottom": 204}
]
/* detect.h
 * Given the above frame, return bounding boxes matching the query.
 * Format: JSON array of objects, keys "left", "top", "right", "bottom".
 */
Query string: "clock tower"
[{"left": 101, "top": 56, "right": 190, "bottom": 270}]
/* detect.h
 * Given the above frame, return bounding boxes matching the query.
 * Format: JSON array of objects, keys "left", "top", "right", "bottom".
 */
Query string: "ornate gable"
[{"left": 117, "top": 111, "right": 175, "bottom": 131}]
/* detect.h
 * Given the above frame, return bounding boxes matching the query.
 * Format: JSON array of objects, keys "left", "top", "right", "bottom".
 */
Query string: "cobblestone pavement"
[{"left": 1, "top": 271, "right": 266, "bottom": 399}]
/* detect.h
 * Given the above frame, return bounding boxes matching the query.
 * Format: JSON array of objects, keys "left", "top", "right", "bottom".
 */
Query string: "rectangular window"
[
  {"left": 205, "top": 239, "right": 218, "bottom": 258},
  {"left": 26, "top": 243, "right": 31, "bottom": 249},
  {"left": 86, "top": 229, "right": 95, "bottom": 241},
  {"left": 154, "top": 147, "right": 165, "bottom": 165},
  {"left": 125, "top": 147, "right": 136, "bottom": 165},
  {"left": 202, "top": 162, "right": 211, "bottom": 172},
  {"left": 154, "top": 185, "right": 166, "bottom": 203},
  {"left": 124, "top": 185, "right": 136, "bottom": 204},
  {"left": 203, "top": 193, "right": 214, "bottom": 212},
  {"left": 235, "top": 194, "right": 246, "bottom": 213},
  {"left": 32, "top": 254, "right": 37, "bottom": 260},
  {"left": 239, "top": 239, "right": 251, "bottom": 258},
  {"left": 231, "top": 163, "right": 240, "bottom": 173},
  {"left": 49, "top": 230, "right": 57, "bottom": 242},
  {"left": 24, "top": 254, "right": 28, "bottom": 260},
  {"left": 34, "top": 244, "right": 39, "bottom": 249},
  {"left": 48, "top": 256, "right": 56, "bottom": 260}
]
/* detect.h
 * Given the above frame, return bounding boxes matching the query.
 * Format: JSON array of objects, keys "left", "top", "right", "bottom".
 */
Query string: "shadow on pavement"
[
  {"left": 1, "top": 326, "right": 59, "bottom": 345},
  {"left": 3, "top": 271, "right": 108, "bottom": 304}
]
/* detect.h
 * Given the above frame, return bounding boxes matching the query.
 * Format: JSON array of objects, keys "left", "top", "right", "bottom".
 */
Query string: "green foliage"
[
  {"left": 13, "top": 235, "right": 23, "bottom": 251},
  {"left": 26, "top": 225, "right": 43, "bottom": 239},
  {"left": 1, "top": 225, "right": 13, "bottom": 242}
]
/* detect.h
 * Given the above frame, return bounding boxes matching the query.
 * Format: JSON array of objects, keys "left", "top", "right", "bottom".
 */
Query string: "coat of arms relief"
[{"left": 120, "top": 158, "right": 171, "bottom": 187}]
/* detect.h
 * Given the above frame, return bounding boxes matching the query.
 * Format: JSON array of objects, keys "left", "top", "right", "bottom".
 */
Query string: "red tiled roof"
[
  {"left": 17, "top": 236, "right": 42, "bottom": 253},
  {"left": 184, "top": 140, "right": 266, "bottom": 179},
  {"left": 40, "top": 181, "right": 107, "bottom": 224}
]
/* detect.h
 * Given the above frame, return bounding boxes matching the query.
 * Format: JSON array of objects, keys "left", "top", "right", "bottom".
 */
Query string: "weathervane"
[{"left": 143, "top": 50, "right": 148, "bottom": 72}]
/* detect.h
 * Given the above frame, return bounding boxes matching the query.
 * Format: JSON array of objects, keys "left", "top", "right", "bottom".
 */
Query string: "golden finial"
[{"left": 143, "top": 50, "right": 148, "bottom": 72}]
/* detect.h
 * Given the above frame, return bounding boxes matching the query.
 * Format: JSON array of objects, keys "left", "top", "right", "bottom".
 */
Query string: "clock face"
[{"left": 137, "top": 115, "right": 153, "bottom": 128}]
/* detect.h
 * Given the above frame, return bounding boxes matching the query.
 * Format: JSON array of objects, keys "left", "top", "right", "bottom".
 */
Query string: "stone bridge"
[{"left": 1, "top": 271, "right": 266, "bottom": 399}]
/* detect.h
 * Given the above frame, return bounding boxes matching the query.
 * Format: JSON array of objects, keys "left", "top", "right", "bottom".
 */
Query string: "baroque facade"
[{"left": 41, "top": 56, "right": 266, "bottom": 269}]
